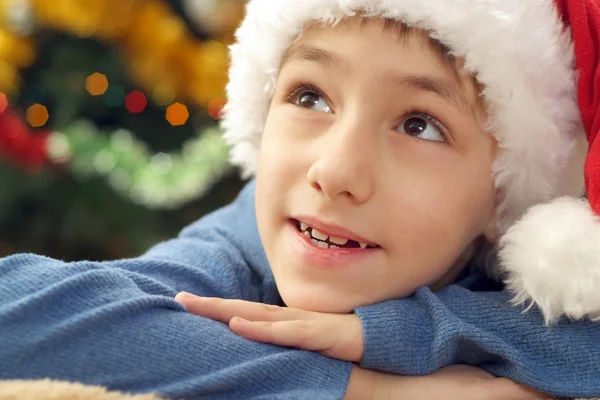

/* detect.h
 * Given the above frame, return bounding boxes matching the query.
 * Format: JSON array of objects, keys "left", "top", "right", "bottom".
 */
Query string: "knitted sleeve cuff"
[{"left": 354, "top": 293, "right": 436, "bottom": 375}]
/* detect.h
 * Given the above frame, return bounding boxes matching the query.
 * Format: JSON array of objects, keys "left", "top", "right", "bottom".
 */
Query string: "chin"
[{"left": 279, "top": 286, "right": 358, "bottom": 313}]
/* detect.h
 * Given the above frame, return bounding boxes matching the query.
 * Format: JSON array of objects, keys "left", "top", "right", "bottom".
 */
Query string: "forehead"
[
  {"left": 290, "top": 17, "right": 461, "bottom": 77},
  {"left": 281, "top": 16, "right": 484, "bottom": 118},
  {"left": 367, "top": 18, "right": 458, "bottom": 71}
]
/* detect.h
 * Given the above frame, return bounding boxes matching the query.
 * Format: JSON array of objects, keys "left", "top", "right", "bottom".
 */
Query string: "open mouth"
[{"left": 293, "top": 219, "right": 380, "bottom": 250}]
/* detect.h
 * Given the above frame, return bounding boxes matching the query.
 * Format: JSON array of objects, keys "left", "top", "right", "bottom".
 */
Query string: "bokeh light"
[
  {"left": 0, "top": 93, "right": 7, "bottom": 112},
  {"left": 86, "top": 72, "right": 109, "bottom": 96},
  {"left": 152, "top": 83, "right": 176, "bottom": 106},
  {"left": 208, "top": 97, "right": 226, "bottom": 120},
  {"left": 26, "top": 104, "right": 49, "bottom": 127},
  {"left": 125, "top": 91, "right": 147, "bottom": 114},
  {"left": 166, "top": 102, "right": 189, "bottom": 126},
  {"left": 103, "top": 85, "right": 125, "bottom": 107}
]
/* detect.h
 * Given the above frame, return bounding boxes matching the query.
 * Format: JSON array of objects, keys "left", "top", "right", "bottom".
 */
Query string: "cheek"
[
  {"left": 455, "top": 150, "right": 497, "bottom": 228},
  {"left": 432, "top": 163, "right": 494, "bottom": 234},
  {"left": 384, "top": 185, "right": 464, "bottom": 263},
  {"left": 381, "top": 153, "right": 494, "bottom": 273},
  {"left": 412, "top": 137, "right": 495, "bottom": 229},
  {"left": 255, "top": 115, "right": 305, "bottom": 240},
  {"left": 257, "top": 109, "right": 318, "bottom": 189}
]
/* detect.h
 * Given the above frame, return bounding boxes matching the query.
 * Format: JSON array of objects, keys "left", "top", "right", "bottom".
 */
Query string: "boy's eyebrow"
[
  {"left": 282, "top": 44, "right": 474, "bottom": 116},
  {"left": 388, "top": 74, "right": 474, "bottom": 116},
  {"left": 281, "top": 43, "right": 342, "bottom": 69}
]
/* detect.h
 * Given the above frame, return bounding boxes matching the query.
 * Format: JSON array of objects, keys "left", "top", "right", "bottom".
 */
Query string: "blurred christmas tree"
[{"left": 0, "top": 0, "right": 247, "bottom": 261}]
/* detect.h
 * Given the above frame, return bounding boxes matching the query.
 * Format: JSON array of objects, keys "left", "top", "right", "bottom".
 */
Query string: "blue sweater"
[{"left": 0, "top": 181, "right": 598, "bottom": 399}]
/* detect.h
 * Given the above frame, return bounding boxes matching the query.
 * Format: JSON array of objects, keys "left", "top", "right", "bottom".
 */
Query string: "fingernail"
[{"left": 174, "top": 292, "right": 191, "bottom": 302}]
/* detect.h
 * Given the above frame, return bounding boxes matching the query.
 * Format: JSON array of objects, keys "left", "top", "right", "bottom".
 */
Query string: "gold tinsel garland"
[{"left": 0, "top": 0, "right": 241, "bottom": 106}]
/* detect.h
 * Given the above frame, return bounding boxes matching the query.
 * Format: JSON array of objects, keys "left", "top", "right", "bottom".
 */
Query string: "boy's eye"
[
  {"left": 397, "top": 114, "right": 446, "bottom": 143},
  {"left": 294, "top": 90, "right": 332, "bottom": 113}
]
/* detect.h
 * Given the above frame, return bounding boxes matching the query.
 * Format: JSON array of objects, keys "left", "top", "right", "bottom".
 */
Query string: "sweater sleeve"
[
  {"left": 355, "top": 284, "right": 600, "bottom": 399},
  {"left": 0, "top": 181, "right": 352, "bottom": 400}
]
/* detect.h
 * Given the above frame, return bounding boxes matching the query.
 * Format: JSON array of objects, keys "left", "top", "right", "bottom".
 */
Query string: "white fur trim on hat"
[
  {"left": 500, "top": 197, "right": 600, "bottom": 324},
  {"left": 222, "top": 0, "right": 589, "bottom": 320}
]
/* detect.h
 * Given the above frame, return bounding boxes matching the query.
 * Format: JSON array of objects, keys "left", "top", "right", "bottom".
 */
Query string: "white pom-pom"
[{"left": 499, "top": 197, "right": 600, "bottom": 324}]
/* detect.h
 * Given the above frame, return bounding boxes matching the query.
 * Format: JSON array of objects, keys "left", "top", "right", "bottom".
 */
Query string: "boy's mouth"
[{"left": 293, "top": 219, "right": 380, "bottom": 250}]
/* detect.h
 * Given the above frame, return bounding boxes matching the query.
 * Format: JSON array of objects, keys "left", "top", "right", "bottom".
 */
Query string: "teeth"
[
  {"left": 309, "top": 227, "right": 349, "bottom": 245},
  {"left": 311, "top": 228, "right": 329, "bottom": 241},
  {"left": 317, "top": 241, "right": 329, "bottom": 249},
  {"left": 311, "top": 238, "right": 330, "bottom": 248},
  {"left": 329, "top": 236, "right": 349, "bottom": 245},
  {"left": 299, "top": 221, "right": 376, "bottom": 249}
]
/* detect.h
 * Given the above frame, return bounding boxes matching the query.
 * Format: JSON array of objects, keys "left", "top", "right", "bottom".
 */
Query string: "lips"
[
  {"left": 286, "top": 217, "right": 381, "bottom": 269},
  {"left": 291, "top": 218, "right": 380, "bottom": 249}
]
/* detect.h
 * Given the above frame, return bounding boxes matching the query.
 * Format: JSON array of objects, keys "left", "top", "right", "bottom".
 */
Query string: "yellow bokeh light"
[
  {"left": 166, "top": 102, "right": 189, "bottom": 126},
  {"left": 152, "top": 83, "right": 176, "bottom": 106},
  {"left": 86, "top": 72, "right": 109, "bottom": 96},
  {"left": 26, "top": 104, "right": 49, "bottom": 127}
]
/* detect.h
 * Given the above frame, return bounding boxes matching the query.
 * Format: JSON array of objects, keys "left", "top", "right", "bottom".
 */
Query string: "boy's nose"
[{"left": 306, "top": 121, "right": 376, "bottom": 204}]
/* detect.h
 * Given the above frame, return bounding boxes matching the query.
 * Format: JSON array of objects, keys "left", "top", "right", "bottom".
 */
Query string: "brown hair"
[{"left": 379, "top": 19, "right": 458, "bottom": 71}]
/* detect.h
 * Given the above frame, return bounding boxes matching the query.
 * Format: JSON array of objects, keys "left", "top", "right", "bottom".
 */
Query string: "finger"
[
  {"left": 229, "top": 317, "right": 335, "bottom": 353},
  {"left": 174, "top": 293, "right": 307, "bottom": 324}
]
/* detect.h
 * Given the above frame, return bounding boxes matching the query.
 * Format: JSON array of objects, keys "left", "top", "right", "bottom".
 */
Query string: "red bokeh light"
[
  {"left": 208, "top": 97, "right": 227, "bottom": 120},
  {"left": 124, "top": 91, "right": 147, "bottom": 114},
  {"left": 0, "top": 93, "right": 8, "bottom": 113}
]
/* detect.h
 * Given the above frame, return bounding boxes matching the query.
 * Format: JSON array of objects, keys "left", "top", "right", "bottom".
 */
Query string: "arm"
[
  {"left": 347, "top": 365, "right": 548, "bottom": 400},
  {"left": 0, "top": 257, "right": 536, "bottom": 400},
  {"left": 355, "top": 282, "right": 600, "bottom": 399},
  {"left": 0, "top": 181, "right": 352, "bottom": 399},
  {"left": 171, "top": 293, "right": 548, "bottom": 400}
]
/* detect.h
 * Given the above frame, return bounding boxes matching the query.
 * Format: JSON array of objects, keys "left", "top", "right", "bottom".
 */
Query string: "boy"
[
  {"left": 179, "top": 0, "right": 600, "bottom": 394},
  {"left": 208, "top": 0, "right": 600, "bottom": 321},
  {"left": 1, "top": 0, "right": 599, "bottom": 399},
  {"left": 176, "top": 0, "right": 600, "bottom": 397}
]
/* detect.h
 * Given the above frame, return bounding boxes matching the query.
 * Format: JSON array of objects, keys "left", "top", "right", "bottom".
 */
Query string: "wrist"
[
  {"left": 344, "top": 365, "right": 406, "bottom": 400},
  {"left": 343, "top": 365, "right": 377, "bottom": 400}
]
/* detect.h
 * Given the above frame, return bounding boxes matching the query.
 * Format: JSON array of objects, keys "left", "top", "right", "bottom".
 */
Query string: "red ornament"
[{"left": 0, "top": 107, "right": 50, "bottom": 172}]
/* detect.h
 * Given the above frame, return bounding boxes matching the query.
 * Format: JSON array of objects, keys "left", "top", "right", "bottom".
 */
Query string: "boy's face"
[{"left": 255, "top": 17, "right": 497, "bottom": 313}]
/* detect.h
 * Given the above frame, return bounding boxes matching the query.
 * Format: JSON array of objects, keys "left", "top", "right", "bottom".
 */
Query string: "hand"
[
  {"left": 174, "top": 292, "right": 364, "bottom": 362},
  {"left": 345, "top": 365, "right": 550, "bottom": 400},
  {"left": 411, "top": 365, "right": 549, "bottom": 400}
]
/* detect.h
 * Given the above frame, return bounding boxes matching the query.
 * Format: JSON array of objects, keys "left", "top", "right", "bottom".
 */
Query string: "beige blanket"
[{"left": 0, "top": 380, "right": 163, "bottom": 400}]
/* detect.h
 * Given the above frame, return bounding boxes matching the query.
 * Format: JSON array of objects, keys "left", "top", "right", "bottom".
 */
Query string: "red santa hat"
[
  {"left": 221, "top": 0, "right": 600, "bottom": 324},
  {"left": 500, "top": 0, "right": 600, "bottom": 324}
]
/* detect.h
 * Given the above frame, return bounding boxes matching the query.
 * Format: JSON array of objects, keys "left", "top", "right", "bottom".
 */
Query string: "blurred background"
[{"left": 0, "top": 0, "right": 248, "bottom": 261}]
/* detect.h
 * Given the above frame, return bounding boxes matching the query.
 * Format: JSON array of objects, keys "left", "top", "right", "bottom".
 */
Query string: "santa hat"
[
  {"left": 500, "top": 0, "right": 600, "bottom": 324},
  {"left": 221, "top": 0, "right": 600, "bottom": 324}
]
